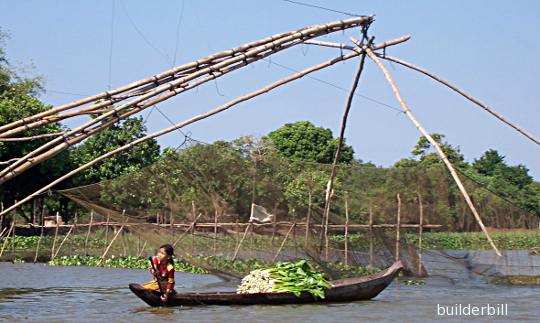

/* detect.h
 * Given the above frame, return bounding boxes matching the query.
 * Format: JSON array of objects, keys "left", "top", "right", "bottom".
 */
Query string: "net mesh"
[{"left": 58, "top": 141, "right": 539, "bottom": 280}]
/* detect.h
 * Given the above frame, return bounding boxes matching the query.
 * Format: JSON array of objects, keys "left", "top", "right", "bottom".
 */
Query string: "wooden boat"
[{"left": 129, "top": 261, "right": 403, "bottom": 307}]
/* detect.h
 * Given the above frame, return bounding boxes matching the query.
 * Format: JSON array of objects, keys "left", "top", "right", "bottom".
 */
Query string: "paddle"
[{"left": 148, "top": 256, "right": 165, "bottom": 296}]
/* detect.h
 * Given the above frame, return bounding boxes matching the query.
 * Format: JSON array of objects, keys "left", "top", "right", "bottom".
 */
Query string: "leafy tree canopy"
[{"left": 265, "top": 121, "right": 354, "bottom": 164}]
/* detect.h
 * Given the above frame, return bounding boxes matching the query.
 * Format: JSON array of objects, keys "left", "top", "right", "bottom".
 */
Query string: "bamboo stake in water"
[
  {"left": 33, "top": 205, "right": 46, "bottom": 263},
  {"left": 305, "top": 190, "right": 312, "bottom": 248},
  {"left": 0, "top": 220, "right": 14, "bottom": 257},
  {"left": 53, "top": 225, "right": 74, "bottom": 258},
  {"left": 51, "top": 212, "right": 60, "bottom": 260},
  {"left": 272, "top": 223, "right": 296, "bottom": 262},
  {"left": 101, "top": 225, "right": 125, "bottom": 259},
  {"left": 232, "top": 222, "right": 252, "bottom": 260},
  {"left": 103, "top": 213, "right": 110, "bottom": 255},
  {"left": 84, "top": 211, "right": 94, "bottom": 256}
]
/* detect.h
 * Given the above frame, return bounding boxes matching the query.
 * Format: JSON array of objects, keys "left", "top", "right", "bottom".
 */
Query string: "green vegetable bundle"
[{"left": 237, "top": 260, "right": 332, "bottom": 299}]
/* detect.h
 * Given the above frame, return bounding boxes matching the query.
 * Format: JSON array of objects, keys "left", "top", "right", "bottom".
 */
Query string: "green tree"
[
  {"left": 71, "top": 116, "right": 160, "bottom": 185},
  {"left": 0, "top": 30, "right": 71, "bottom": 222},
  {"left": 266, "top": 121, "right": 354, "bottom": 164},
  {"left": 411, "top": 133, "right": 465, "bottom": 167}
]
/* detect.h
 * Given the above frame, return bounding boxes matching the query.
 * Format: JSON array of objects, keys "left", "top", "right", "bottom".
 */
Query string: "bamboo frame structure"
[
  {"left": 0, "top": 35, "right": 409, "bottom": 218},
  {"left": 0, "top": 17, "right": 373, "bottom": 184},
  {"left": 0, "top": 16, "right": 523, "bottom": 261}
]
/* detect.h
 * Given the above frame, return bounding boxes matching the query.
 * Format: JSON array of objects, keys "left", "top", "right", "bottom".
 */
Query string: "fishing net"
[{"left": 58, "top": 140, "right": 539, "bottom": 280}]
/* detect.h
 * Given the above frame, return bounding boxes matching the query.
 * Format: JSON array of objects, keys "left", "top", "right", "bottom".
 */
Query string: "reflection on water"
[{"left": 0, "top": 261, "right": 538, "bottom": 322}]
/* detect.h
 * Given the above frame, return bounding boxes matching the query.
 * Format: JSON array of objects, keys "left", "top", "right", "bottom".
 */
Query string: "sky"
[{"left": 1, "top": 0, "right": 539, "bottom": 179}]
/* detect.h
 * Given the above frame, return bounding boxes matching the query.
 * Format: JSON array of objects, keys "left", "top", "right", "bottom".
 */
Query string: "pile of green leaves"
[{"left": 267, "top": 260, "right": 331, "bottom": 299}]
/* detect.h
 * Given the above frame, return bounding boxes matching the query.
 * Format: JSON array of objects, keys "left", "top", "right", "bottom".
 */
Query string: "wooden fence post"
[
  {"left": 369, "top": 205, "right": 373, "bottom": 267},
  {"left": 417, "top": 191, "right": 424, "bottom": 275},
  {"left": 344, "top": 198, "right": 349, "bottom": 266},
  {"left": 395, "top": 193, "right": 401, "bottom": 263}
]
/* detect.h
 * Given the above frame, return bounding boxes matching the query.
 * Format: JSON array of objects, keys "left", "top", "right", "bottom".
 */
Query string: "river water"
[{"left": 0, "top": 260, "right": 538, "bottom": 322}]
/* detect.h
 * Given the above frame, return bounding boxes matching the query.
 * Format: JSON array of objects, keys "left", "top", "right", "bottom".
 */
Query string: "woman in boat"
[{"left": 143, "top": 244, "right": 176, "bottom": 301}]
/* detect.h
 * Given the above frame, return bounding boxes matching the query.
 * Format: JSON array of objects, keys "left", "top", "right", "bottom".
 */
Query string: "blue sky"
[{"left": 1, "top": 0, "right": 539, "bottom": 179}]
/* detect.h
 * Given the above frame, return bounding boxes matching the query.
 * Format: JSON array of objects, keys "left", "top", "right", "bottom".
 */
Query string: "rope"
[{"left": 281, "top": 0, "right": 362, "bottom": 17}]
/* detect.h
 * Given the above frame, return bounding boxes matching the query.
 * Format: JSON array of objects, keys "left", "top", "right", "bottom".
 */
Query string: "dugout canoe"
[{"left": 129, "top": 261, "right": 403, "bottom": 307}]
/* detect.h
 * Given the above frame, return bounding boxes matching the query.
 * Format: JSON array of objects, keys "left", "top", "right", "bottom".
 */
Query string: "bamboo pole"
[
  {"left": 101, "top": 224, "right": 125, "bottom": 259},
  {"left": 84, "top": 211, "right": 94, "bottom": 255},
  {"left": 323, "top": 37, "right": 372, "bottom": 260},
  {"left": 103, "top": 213, "right": 110, "bottom": 255},
  {"left": 11, "top": 214, "right": 15, "bottom": 258},
  {"left": 0, "top": 20, "right": 346, "bottom": 135},
  {"left": 272, "top": 223, "right": 296, "bottom": 262},
  {"left": 51, "top": 212, "right": 60, "bottom": 259},
  {"left": 304, "top": 190, "right": 312, "bottom": 248},
  {"left": 213, "top": 209, "right": 218, "bottom": 256},
  {"left": 395, "top": 193, "right": 401, "bottom": 263},
  {"left": 137, "top": 240, "right": 147, "bottom": 257},
  {"left": 53, "top": 225, "right": 74, "bottom": 258},
  {"left": 0, "top": 17, "right": 373, "bottom": 183},
  {"left": 33, "top": 205, "right": 46, "bottom": 263},
  {"left": 369, "top": 205, "right": 373, "bottom": 267},
  {"left": 344, "top": 198, "right": 350, "bottom": 266},
  {"left": 232, "top": 222, "right": 252, "bottom": 260},
  {"left": 191, "top": 201, "right": 196, "bottom": 255},
  {"left": 172, "top": 213, "right": 202, "bottom": 247},
  {"left": 0, "top": 220, "right": 14, "bottom": 257},
  {"left": 377, "top": 54, "right": 540, "bottom": 146},
  {"left": 417, "top": 191, "right": 424, "bottom": 275},
  {"left": 362, "top": 43, "right": 502, "bottom": 256},
  {"left": 0, "top": 35, "right": 410, "bottom": 218}
]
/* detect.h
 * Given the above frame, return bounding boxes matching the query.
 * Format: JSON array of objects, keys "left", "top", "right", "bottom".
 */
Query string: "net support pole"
[
  {"left": 362, "top": 44, "right": 502, "bottom": 257},
  {"left": 322, "top": 37, "right": 372, "bottom": 260}
]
